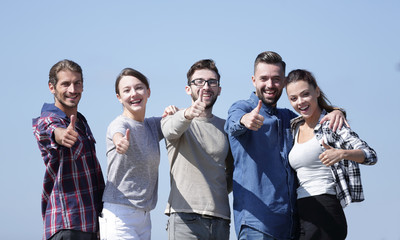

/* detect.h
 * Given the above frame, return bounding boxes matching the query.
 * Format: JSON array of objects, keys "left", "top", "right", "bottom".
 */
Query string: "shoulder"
[
  {"left": 211, "top": 115, "right": 225, "bottom": 123},
  {"left": 228, "top": 99, "right": 254, "bottom": 112},
  {"left": 109, "top": 115, "right": 125, "bottom": 126},
  {"left": 290, "top": 115, "right": 304, "bottom": 130},
  {"left": 36, "top": 111, "right": 66, "bottom": 129},
  {"left": 145, "top": 116, "right": 162, "bottom": 127},
  {"left": 107, "top": 115, "right": 130, "bottom": 133},
  {"left": 210, "top": 115, "right": 226, "bottom": 128}
]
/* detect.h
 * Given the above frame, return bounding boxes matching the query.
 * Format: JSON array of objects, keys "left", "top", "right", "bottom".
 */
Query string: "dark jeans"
[
  {"left": 49, "top": 229, "right": 98, "bottom": 240},
  {"left": 298, "top": 194, "right": 347, "bottom": 240}
]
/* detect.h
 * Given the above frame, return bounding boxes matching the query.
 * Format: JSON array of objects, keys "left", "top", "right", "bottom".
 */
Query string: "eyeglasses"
[{"left": 190, "top": 78, "right": 219, "bottom": 87}]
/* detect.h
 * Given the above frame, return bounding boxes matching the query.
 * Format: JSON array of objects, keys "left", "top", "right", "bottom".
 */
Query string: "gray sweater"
[
  {"left": 102, "top": 115, "right": 163, "bottom": 211},
  {"left": 161, "top": 110, "right": 233, "bottom": 220}
]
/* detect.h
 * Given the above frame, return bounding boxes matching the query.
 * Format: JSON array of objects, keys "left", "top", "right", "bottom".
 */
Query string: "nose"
[
  {"left": 298, "top": 96, "right": 305, "bottom": 105},
  {"left": 202, "top": 82, "right": 211, "bottom": 89},
  {"left": 68, "top": 84, "right": 76, "bottom": 93},
  {"left": 265, "top": 79, "right": 273, "bottom": 88},
  {"left": 129, "top": 88, "right": 139, "bottom": 97}
]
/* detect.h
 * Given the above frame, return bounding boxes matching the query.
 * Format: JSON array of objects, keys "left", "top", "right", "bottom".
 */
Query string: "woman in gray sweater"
[{"left": 99, "top": 68, "right": 176, "bottom": 240}]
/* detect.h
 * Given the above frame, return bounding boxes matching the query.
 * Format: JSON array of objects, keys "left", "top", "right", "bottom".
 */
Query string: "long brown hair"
[{"left": 286, "top": 69, "right": 336, "bottom": 113}]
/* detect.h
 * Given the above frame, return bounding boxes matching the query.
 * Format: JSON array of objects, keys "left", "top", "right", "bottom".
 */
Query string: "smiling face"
[
  {"left": 286, "top": 80, "right": 321, "bottom": 121},
  {"left": 186, "top": 69, "right": 221, "bottom": 109},
  {"left": 49, "top": 70, "right": 83, "bottom": 116},
  {"left": 117, "top": 75, "right": 150, "bottom": 121},
  {"left": 252, "top": 62, "right": 285, "bottom": 107}
]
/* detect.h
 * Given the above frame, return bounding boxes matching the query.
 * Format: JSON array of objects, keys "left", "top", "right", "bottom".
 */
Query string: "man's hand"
[
  {"left": 320, "top": 109, "right": 349, "bottom": 132},
  {"left": 114, "top": 129, "right": 130, "bottom": 154},
  {"left": 184, "top": 89, "right": 206, "bottom": 120},
  {"left": 162, "top": 105, "right": 179, "bottom": 118},
  {"left": 240, "top": 100, "right": 264, "bottom": 131},
  {"left": 54, "top": 115, "right": 79, "bottom": 148}
]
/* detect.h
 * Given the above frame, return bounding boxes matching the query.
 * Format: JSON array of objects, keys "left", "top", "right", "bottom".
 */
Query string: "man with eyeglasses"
[{"left": 161, "top": 59, "right": 234, "bottom": 240}]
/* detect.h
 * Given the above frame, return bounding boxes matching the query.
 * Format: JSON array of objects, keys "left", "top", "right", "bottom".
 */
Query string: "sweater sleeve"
[{"left": 161, "top": 110, "right": 192, "bottom": 140}]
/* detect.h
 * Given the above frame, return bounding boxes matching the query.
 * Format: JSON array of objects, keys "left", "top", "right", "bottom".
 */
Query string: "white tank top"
[{"left": 288, "top": 127, "right": 336, "bottom": 199}]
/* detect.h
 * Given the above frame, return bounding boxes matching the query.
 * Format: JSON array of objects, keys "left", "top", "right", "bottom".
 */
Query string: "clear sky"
[{"left": 1, "top": 1, "right": 399, "bottom": 239}]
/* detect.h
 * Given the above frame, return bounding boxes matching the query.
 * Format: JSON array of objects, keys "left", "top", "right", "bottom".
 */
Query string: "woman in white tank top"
[{"left": 286, "top": 69, "right": 377, "bottom": 240}]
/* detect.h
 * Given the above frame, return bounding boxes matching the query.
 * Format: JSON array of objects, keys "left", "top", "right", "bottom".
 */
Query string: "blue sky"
[{"left": 1, "top": 1, "right": 399, "bottom": 239}]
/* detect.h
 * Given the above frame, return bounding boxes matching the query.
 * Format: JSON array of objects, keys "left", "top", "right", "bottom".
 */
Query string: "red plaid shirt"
[{"left": 32, "top": 103, "right": 105, "bottom": 240}]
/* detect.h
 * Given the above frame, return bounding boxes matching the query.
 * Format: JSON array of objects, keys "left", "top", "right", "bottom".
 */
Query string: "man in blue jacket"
[{"left": 224, "top": 51, "right": 345, "bottom": 240}]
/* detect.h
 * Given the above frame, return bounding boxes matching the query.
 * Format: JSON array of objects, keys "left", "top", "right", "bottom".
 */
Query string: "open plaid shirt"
[
  {"left": 32, "top": 103, "right": 105, "bottom": 239},
  {"left": 291, "top": 110, "right": 377, "bottom": 208}
]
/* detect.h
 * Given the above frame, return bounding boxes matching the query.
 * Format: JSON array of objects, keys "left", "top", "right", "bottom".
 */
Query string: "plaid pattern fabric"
[
  {"left": 33, "top": 103, "right": 105, "bottom": 239},
  {"left": 291, "top": 111, "right": 377, "bottom": 208}
]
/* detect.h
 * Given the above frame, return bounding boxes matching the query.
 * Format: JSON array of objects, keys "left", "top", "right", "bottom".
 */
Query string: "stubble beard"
[{"left": 256, "top": 87, "right": 282, "bottom": 107}]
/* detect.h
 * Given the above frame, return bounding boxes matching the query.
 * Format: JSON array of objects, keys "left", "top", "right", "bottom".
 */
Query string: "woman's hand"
[{"left": 319, "top": 141, "right": 344, "bottom": 166}]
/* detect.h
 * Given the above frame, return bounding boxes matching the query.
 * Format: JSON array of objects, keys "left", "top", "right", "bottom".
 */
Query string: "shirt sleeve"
[
  {"left": 329, "top": 124, "right": 378, "bottom": 165},
  {"left": 33, "top": 116, "right": 67, "bottom": 151},
  {"left": 151, "top": 117, "right": 163, "bottom": 141},
  {"left": 160, "top": 110, "right": 191, "bottom": 140},
  {"left": 108, "top": 117, "right": 129, "bottom": 139},
  {"left": 224, "top": 101, "right": 249, "bottom": 137}
]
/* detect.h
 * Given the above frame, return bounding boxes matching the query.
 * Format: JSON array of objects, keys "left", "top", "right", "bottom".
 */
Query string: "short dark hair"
[
  {"left": 49, "top": 59, "right": 83, "bottom": 86},
  {"left": 254, "top": 51, "right": 286, "bottom": 74},
  {"left": 115, "top": 68, "right": 149, "bottom": 95},
  {"left": 187, "top": 59, "right": 220, "bottom": 85}
]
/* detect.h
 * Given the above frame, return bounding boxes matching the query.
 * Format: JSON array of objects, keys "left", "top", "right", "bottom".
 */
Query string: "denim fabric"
[
  {"left": 238, "top": 225, "right": 278, "bottom": 240},
  {"left": 167, "top": 212, "right": 230, "bottom": 240},
  {"left": 225, "top": 93, "right": 298, "bottom": 239}
]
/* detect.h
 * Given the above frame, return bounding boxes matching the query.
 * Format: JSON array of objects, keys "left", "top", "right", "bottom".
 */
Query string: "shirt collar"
[
  {"left": 41, "top": 103, "right": 86, "bottom": 123},
  {"left": 41, "top": 103, "right": 67, "bottom": 118},
  {"left": 290, "top": 109, "right": 328, "bottom": 130},
  {"left": 250, "top": 92, "right": 276, "bottom": 115}
]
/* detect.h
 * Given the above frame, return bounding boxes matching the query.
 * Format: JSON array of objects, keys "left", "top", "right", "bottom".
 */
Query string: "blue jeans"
[
  {"left": 167, "top": 212, "right": 230, "bottom": 240},
  {"left": 238, "top": 225, "right": 278, "bottom": 240}
]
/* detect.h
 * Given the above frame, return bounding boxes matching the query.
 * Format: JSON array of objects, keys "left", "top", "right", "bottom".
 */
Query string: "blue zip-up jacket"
[{"left": 224, "top": 93, "right": 298, "bottom": 240}]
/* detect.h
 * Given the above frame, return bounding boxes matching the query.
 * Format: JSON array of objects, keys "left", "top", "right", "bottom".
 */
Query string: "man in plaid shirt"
[{"left": 33, "top": 59, "right": 105, "bottom": 240}]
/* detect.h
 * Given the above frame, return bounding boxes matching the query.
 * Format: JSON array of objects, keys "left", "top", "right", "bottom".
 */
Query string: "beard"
[
  {"left": 191, "top": 93, "right": 218, "bottom": 109},
  {"left": 53, "top": 90, "right": 81, "bottom": 109},
  {"left": 256, "top": 87, "right": 282, "bottom": 107}
]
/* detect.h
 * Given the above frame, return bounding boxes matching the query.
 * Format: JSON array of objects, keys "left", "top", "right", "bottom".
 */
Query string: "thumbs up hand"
[
  {"left": 240, "top": 100, "right": 265, "bottom": 131},
  {"left": 54, "top": 115, "right": 79, "bottom": 148},
  {"left": 184, "top": 89, "right": 206, "bottom": 120},
  {"left": 115, "top": 129, "right": 130, "bottom": 154},
  {"left": 319, "top": 140, "right": 343, "bottom": 166}
]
